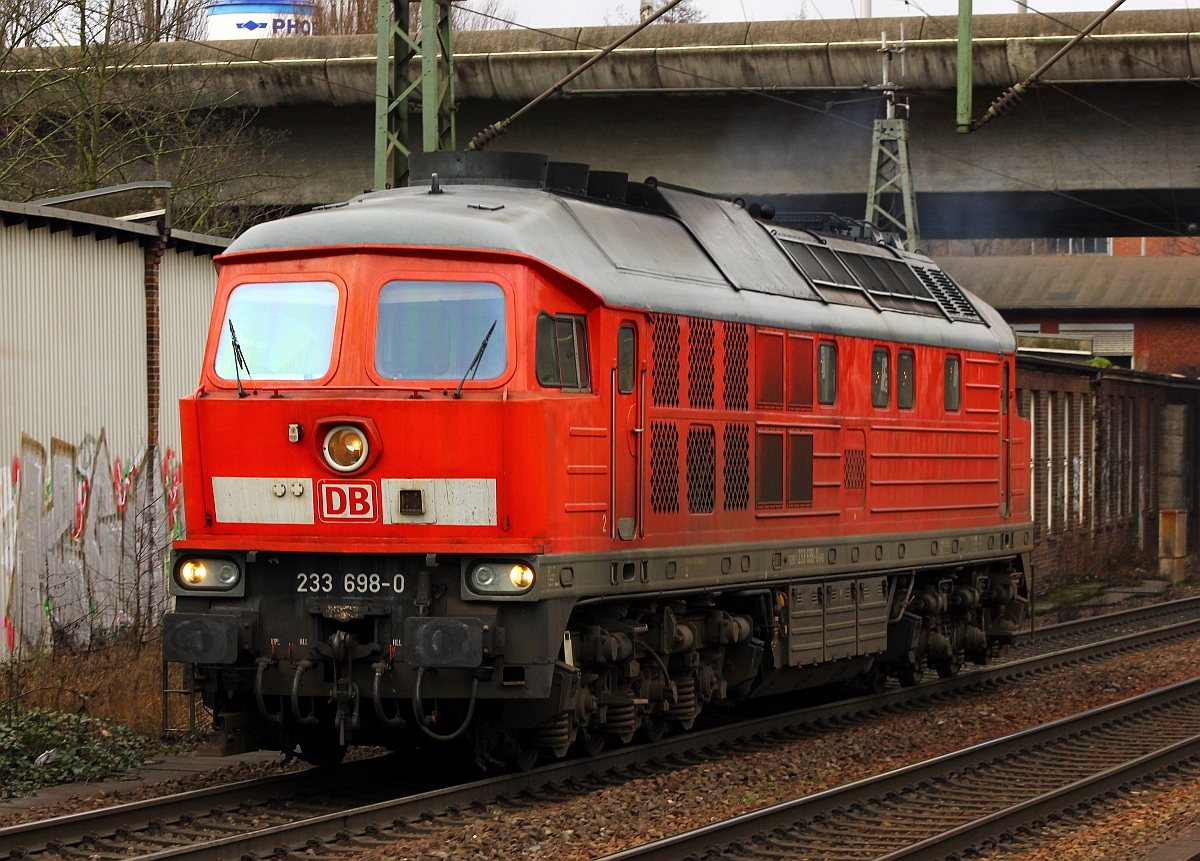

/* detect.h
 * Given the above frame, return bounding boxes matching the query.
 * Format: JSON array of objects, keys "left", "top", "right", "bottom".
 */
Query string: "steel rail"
[
  {"left": 597, "top": 675, "right": 1200, "bottom": 861},
  {"left": 1014, "top": 594, "right": 1200, "bottom": 643},
  {"left": 0, "top": 759, "right": 415, "bottom": 849},
  {"left": 2, "top": 594, "right": 1190, "bottom": 858},
  {"left": 7, "top": 604, "right": 1196, "bottom": 861},
  {"left": 880, "top": 733, "right": 1200, "bottom": 861}
]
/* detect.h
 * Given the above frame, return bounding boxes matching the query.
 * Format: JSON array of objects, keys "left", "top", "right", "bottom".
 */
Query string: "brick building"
[{"left": 937, "top": 253, "right": 1200, "bottom": 376}]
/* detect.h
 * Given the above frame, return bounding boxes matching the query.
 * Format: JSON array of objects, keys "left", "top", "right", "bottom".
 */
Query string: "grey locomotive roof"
[{"left": 227, "top": 184, "right": 1015, "bottom": 354}]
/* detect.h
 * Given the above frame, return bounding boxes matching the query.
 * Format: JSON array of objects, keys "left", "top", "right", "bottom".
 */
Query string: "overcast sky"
[{"left": 510, "top": 0, "right": 1190, "bottom": 29}]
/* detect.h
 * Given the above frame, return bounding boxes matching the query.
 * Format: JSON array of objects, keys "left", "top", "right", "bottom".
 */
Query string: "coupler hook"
[
  {"left": 372, "top": 661, "right": 407, "bottom": 728},
  {"left": 290, "top": 660, "right": 319, "bottom": 727},
  {"left": 412, "top": 666, "right": 480, "bottom": 742}
]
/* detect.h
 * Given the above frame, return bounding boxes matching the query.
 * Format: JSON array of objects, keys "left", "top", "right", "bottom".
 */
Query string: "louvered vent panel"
[
  {"left": 650, "top": 421, "right": 680, "bottom": 514},
  {"left": 914, "top": 268, "right": 983, "bottom": 323},
  {"left": 723, "top": 423, "right": 750, "bottom": 511},
  {"left": 686, "top": 425, "right": 716, "bottom": 513},
  {"left": 651, "top": 314, "right": 681, "bottom": 408},
  {"left": 687, "top": 318, "right": 715, "bottom": 409},
  {"left": 722, "top": 322, "right": 749, "bottom": 411}
]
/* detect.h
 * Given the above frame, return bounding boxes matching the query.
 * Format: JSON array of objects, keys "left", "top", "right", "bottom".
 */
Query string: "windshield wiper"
[
  {"left": 454, "top": 320, "right": 498, "bottom": 399},
  {"left": 228, "top": 320, "right": 254, "bottom": 398}
]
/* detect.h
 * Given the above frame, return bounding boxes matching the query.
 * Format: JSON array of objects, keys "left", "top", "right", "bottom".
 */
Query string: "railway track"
[
  {"left": 3, "top": 596, "right": 1198, "bottom": 861},
  {"left": 600, "top": 675, "right": 1200, "bottom": 861}
]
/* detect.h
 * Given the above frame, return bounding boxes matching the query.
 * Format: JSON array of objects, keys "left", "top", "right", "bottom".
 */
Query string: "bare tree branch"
[{"left": 0, "top": 0, "right": 292, "bottom": 235}]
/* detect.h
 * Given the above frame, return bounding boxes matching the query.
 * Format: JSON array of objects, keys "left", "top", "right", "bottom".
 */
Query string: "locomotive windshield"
[
  {"left": 214, "top": 281, "right": 339, "bottom": 381},
  {"left": 375, "top": 281, "right": 507, "bottom": 381}
]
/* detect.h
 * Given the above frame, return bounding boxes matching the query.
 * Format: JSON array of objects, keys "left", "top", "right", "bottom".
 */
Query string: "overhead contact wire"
[{"left": 460, "top": 6, "right": 1182, "bottom": 236}]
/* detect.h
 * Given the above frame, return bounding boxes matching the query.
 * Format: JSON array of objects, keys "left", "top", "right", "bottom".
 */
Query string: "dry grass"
[{"left": 0, "top": 640, "right": 180, "bottom": 734}]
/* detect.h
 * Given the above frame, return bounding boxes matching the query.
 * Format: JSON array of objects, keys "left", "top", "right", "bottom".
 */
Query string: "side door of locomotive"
[{"left": 613, "top": 321, "right": 643, "bottom": 540}]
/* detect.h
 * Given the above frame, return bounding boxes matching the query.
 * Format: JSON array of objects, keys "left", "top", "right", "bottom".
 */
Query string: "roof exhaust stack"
[
  {"left": 546, "top": 162, "right": 590, "bottom": 195},
  {"left": 587, "top": 171, "right": 629, "bottom": 204},
  {"left": 410, "top": 151, "right": 549, "bottom": 189}
]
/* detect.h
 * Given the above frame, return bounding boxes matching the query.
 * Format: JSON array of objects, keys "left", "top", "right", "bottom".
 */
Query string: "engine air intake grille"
[
  {"left": 723, "top": 423, "right": 750, "bottom": 510},
  {"left": 844, "top": 449, "right": 866, "bottom": 490},
  {"left": 722, "top": 323, "right": 749, "bottom": 411},
  {"left": 913, "top": 267, "right": 983, "bottom": 323},
  {"left": 651, "top": 314, "right": 681, "bottom": 408},
  {"left": 686, "top": 425, "right": 716, "bottom": 513},
  {"left": 687, "top": 318, "right": 715, "bottom": 410},
  {"left": 650, "top": 421, "right": 680, "bottom": 513}
]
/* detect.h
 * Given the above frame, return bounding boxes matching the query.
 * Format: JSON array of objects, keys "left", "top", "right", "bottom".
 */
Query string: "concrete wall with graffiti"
[{"left": 0, "top": 434, "right": 183, "bottom": 660}]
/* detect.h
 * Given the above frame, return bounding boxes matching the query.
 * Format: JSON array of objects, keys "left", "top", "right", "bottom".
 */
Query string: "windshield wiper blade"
[
  {"left": 454, "top": 320, "right": 498, "bottom": 399},
  {"left": 228, "top": 320, "right": 254, "bottom": 398}
]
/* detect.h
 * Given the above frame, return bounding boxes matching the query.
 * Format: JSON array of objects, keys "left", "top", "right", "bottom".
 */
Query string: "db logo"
[{"left": 318, "top": 481, "right": 377, "bottom": 522}]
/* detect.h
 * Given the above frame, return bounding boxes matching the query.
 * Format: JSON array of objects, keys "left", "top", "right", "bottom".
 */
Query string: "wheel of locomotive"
[
  {"left": 299, "top": 732, "right": 348, "bottom": 768},
  {"left": 859, "top": 664, "right": 888, "bottom": 695},
  {"left": 505, "top": 734, "right": 541, "bottom": 772},
  {"left": 640, "top": 714, "right": 669, "bottom": 743},
  {"left": 574, "top": 727, "right": 606, "bottom": 757},
  {"left": 935, "top": 655, "right": 962, "bottom": 679},
  {"left": 896, "top": 662, "right": 924, "bottom": 687}
]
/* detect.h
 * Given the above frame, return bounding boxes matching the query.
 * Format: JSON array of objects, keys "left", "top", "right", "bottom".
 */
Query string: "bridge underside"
[
  {"left": 762, "top": 190, "right": 1200, "bottom": 238},
  {"left": 259, "top": 81, "right": 1200, "bottom": 239}
]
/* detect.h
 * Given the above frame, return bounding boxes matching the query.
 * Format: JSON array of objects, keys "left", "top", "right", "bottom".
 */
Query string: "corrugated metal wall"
[
  {"left": 0, "top": 224, "right": 148, "bottom": 458},
  {"left": 160, "top": 250, "right": 218, "bottom": 457}
]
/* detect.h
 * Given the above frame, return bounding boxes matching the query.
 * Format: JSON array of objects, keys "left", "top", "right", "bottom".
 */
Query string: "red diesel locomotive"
[{"left": 164, "top": 152, "right": 1033, "bottom": 766}]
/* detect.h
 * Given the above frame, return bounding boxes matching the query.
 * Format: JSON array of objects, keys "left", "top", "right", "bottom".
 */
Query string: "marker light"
[
  {"left": 177, "top": 558, "right": 241, "bottom": 591},
  {"left": 323, "top": 425, "right": 369, "bottom": 472},
  {"left": 468, "top": 561, "right": 536, "bottom": 595}
]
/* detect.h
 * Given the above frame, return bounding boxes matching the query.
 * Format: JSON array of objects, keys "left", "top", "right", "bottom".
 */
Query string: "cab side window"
[
  {"left": 817, "top": 342, "right": 837, "bottom": 405},
  {"left": 617, "top": 325, "right": 636, "bottom": 394},
  {"left": 536, "top": 312, "right": 591, "bottom": 391},
  {"left": 897, "top": 350, "right": 915, "bottom": 410},
  {"left": 944, "top": 355, "right": 961, "bottom": 411},
  {"left": 871, "top": 348, "right": 890, "bottom": 408}
]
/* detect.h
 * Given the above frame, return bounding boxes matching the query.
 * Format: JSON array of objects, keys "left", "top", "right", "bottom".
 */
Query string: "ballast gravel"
[
  {"left": 344, "top": 637, "right": 1200, "bottom": 861},
  {"left": 998, "top": 771, "right": 1200, "bottom": 861}
]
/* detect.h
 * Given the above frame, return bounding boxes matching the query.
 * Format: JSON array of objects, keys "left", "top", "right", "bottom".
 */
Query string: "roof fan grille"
[{"left": 914, "top": 267, "right": 983, "bottom": 323}]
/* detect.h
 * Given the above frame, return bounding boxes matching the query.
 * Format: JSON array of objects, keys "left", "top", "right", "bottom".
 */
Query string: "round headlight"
[
  {"left": 323, "top": 425, "right": 368, "bottom": 472},
  {"left": 180, "top": 560, "right": 208, "bottom": 585},
  {"left": 509, "top": 564, "right": 535, "bottom": 589},
  {"left": 216, "top": 561, "right": 240, "bottom": 585},
  {"left": 471, "top": 564, "right": 499, "bottom": 591}
]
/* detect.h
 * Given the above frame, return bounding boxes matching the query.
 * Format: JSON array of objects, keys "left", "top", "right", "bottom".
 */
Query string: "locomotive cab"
[{"left": 165, "top": 152, "right": 1033, "bottom": 766}]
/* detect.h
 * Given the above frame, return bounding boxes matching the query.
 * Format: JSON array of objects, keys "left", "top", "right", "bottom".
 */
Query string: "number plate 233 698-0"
[{"left": 295, "top": 573, "right": 405, "bottom": 595}]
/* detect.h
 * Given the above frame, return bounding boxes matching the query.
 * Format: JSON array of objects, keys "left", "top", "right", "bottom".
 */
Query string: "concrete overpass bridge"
[{"left": 131, "top": 10, "right": 1200, "bottom": 236}]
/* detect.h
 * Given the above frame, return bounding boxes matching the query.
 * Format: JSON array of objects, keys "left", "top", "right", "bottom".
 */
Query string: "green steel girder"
[{"left": 374, "top": 0, "right": 456, "bottom": 190}]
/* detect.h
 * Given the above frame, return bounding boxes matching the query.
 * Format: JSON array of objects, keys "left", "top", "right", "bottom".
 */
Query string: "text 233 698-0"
[{"left": 295, "top": 573, "right": 405, "bottom": 594}]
